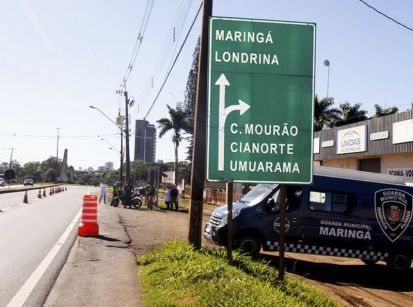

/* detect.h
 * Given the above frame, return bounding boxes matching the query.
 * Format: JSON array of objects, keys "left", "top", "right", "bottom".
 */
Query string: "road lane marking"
[{"left": 6, "top": 209, "right": 82, "bottom": 307}]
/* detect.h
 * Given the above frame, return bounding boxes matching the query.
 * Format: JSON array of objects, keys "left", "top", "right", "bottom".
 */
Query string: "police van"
[{"left": 204, "top": 166, "right": 413, "bottom": 272}]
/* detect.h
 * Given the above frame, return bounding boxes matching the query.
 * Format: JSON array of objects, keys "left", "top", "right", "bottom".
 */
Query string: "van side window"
[{"left": 309, "top": 191, "right": 349, "bottom": 213}]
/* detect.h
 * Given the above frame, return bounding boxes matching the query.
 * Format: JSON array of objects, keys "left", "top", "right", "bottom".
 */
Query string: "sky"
[{"left": 0, "top": 0, "right": 412, "bottom": 170}]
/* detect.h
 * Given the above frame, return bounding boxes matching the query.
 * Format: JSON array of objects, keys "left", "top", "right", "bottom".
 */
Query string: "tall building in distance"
[
  {"left": 134, "top": 119, "right": 156, "bottom": 162},
  {"left": 105, "top": 162, "right": 114, "bottom": 171}
]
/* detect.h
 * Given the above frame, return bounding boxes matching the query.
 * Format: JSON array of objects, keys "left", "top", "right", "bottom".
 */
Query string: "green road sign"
[{"left": 207, "top": 17, "right": 315, "bottom": 183}]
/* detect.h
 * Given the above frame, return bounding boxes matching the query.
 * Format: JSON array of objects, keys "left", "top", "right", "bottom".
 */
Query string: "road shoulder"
[{"left": 44, "top": 203, "right": 143, "bottom": 307}]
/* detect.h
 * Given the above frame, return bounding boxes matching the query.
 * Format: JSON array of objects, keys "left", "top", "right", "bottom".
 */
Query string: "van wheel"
[
  {"left": 386, "top": 253, "right": 412, "bottom": 273},
  {"left": 361, "top": 259, "right": 378, "bottom": 266},
  {"left": 238, "top": 235, "right": 261, "bottom": 257}
]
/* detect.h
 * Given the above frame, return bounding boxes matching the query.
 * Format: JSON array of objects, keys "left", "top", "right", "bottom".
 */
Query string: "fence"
[{"left": 183, "top": 187, "right": 244, "bottom": 206}]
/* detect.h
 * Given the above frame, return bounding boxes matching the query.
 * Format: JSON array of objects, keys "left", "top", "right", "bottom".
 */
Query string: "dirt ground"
[{"left": 115, "top": 203, "right": 413, "bottom": 307}]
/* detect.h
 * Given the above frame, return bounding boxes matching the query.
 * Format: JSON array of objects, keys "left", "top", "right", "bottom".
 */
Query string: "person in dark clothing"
[
  {"left": 170, "top": 184, "right": 179, "bottom": 211},
  {"left": 145, "top": 184, "right": 155, "bottom": 210},
  {"left": 164, "top": 184, "right": 172, "bottom": 210},
  {"left": 123, "top": 183, "right": 133, "bottom": 208}
]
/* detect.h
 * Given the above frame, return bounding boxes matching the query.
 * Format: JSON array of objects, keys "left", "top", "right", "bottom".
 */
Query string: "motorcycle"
[
  {"left": 130, "top": 188, "right": 144, "bottom": 209},
  {"left": 111, "top": 186, "right": 121, "bottom": 207}
]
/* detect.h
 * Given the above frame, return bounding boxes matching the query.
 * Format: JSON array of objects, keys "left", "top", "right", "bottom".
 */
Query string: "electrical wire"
[
  {"left": 120, "top": 0, "right": 155, "bottom": 88},
  {"left": 143, "top": 2, "right": 202, "bottom": 120},
  {"left": 0, "top": 133, "right": 119, "bottom": 138},
  {"left": 358, "top": 0, "right": 413, "bottom": 32},
  {"left": 137, "top": 0, "right": 194, "bottom": 107}
]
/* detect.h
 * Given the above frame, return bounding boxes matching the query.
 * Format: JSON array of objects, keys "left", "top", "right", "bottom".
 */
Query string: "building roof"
[{"left": 314, "top": 166, "right": 413, "bottom": 186}]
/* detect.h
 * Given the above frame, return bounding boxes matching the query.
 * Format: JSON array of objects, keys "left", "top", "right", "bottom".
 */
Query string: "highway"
[
  {"left": 0, "top": 186, "right": 97, "bottom": 306},
  {"left": 0, "top": 186, "right": 45, "bottom": 211}
]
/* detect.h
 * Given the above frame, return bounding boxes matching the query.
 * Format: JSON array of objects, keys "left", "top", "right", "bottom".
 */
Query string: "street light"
[
  {"left": 89, "top": 106, "right": 120, "bottom": 127},
  {"left": 99, "top": 136, "right": 121, "bottom": 156},
  {"left": 108, "top": 147, "right": 121, "bottom": 156},
  {"left": 90, "top": 105, "right": 124, "bottom": 186},
  {"left": 324, "top": 59, "right": 330, "bottom": 97}
]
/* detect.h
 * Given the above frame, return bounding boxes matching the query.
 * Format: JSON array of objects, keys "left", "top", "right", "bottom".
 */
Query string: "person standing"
[
  {"left": 99, "top": 181, "right": 107, "bottom": 204},
  {"left": 170, "top": 184, "right": 179, "bottom": 211},
  {"left": 145, "top": 184, "right": 155, "bottom": 210},
  {"left": 164, "top": 185, "right": 171, "bottom": 209}
]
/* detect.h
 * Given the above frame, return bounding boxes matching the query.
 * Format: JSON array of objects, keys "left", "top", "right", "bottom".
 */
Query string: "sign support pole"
[
  {"left": 188, "top": 0, "right": 213, "bottom": 249},
  {"left": 226, "top": 181, "right": 234, "bottom": 262},
  {"left": 279, "top": 184, "right": 286, "bottom": 281}
]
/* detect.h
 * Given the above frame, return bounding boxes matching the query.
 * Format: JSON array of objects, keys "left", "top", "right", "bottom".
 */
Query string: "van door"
[
  {"left": 263, "top": 186, "right": 304, "bottom": 250},
  {"left": 302, "top": 189, "right": 360, "bottom": 247}
]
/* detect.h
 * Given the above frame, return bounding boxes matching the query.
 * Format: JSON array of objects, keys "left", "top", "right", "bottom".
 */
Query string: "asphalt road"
[
  {"left": 0, "top": 185, "right": 97, "bottom": 306},
  {"left": 0, "top": 187, "right": 44, "bottom": 210}
]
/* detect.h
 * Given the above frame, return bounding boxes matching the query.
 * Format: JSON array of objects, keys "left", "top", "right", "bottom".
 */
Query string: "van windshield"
[{"left": 239, "top": 184, "right": 277, "bottom": 206}]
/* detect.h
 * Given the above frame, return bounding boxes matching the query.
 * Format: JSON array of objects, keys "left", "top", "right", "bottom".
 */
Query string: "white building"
[{"left": 314, "top": 109, "right": 413, "bottom": 181}]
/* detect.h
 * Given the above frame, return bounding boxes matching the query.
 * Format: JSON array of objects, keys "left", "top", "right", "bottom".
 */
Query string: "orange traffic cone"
[
  {"left": 38, "top": 190, "right": 42, "bottom": 199},
  {"left": 23, "top": 191, "right": 29, "bottom": 204},
  {"left": 78, "top": 194, "right": 99, "bottom": 237}
]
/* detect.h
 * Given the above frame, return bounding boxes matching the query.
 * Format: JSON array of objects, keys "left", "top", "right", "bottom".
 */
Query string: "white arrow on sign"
[{"left": 215, "top": 73, "right": 250, "bottom": 171}]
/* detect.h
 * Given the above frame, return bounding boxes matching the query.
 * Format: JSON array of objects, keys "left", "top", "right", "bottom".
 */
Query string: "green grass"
[{"left": 139, "top": 241, "right": 337, "bottom": 307}]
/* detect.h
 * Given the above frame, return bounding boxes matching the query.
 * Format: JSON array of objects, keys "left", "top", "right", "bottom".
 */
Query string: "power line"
[
  {"left": 0, "top": 133, "right": 119, "bottom": 138},
  {"left": 358, "top": 0, "right": 413, "bottom": 32},
  {"left": 143, "top": 2, "right": 202, "bottom": 120},
  {"left": 120, "top": 0, "right": 155, "bottom": 88},
  {"left": 137, "top": 0, "right": 194, "bottom": 108}
]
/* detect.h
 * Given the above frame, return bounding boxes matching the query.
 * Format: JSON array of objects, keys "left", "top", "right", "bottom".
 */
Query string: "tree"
[
  {"left": 102, "top": 170, "right": 119, "bottom": 186},
  {"left": 313, "top": 95, "right": 342, "bottom": 131},
  {"left": 11, "top": 160, "right": 24, "bottom": 182},
  {"left": 78, "top": 173, "right": 94, "bottom": 185},
  {"left": 183, "top": 38, "right": 200, "bottom": 161},
  {"left": 157, "top": 105, "right": 191, "bottom": 184},
  {"left": 373, "top": 104, "right": 398, "bottom": 118},
  {"left": 0, "top": 162, "right": 8, "bottom": 174},
  {"left": 45, "top": 168, "right": 58, "bottom": 182},
  {"left": 131, "top": 160, "right": 149, "bottom": 185},
  {"left": 23, "top": 161, "right": 42, "bottom": 182},
  {"left": 334, "top": 101, "right": 368, "bottom": 127},
  {"left": 41, "top": 157, "right": 61, "bottom": 182}
]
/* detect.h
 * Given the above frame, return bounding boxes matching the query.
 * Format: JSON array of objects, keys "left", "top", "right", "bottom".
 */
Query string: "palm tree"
[
  {"left": 157, "top": 104, "right": 191, "bottom": 184},
  {"left": 313, "top": 95, "right": 342, "bottom": 131},
  {"left": 335, "top": 101, "right": 368, "bottom": 126},
  {"left": 373, "top": 104, "right": 398, "bottom": 118}
]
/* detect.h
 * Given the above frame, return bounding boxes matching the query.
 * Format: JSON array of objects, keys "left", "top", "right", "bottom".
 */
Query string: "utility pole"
[
  {"left": 56, "top": 128, "right": 60, "bottom": 161},
  {"left": 124, "top": 91, "right": 131, "bottom": 184},
  {"left": 188, "top": 0, "right": 213, "bottom": 249},
  {"left": 118, "top": 110, "right": 124, "bottom": 186}
]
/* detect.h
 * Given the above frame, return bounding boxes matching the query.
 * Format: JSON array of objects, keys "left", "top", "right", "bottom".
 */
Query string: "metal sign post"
[
  {"left": 226, "top": 181, "right": 234, "bottom": 262},
  {"left": 279, "top": 185, "right": 286, "bottom": 280}
]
